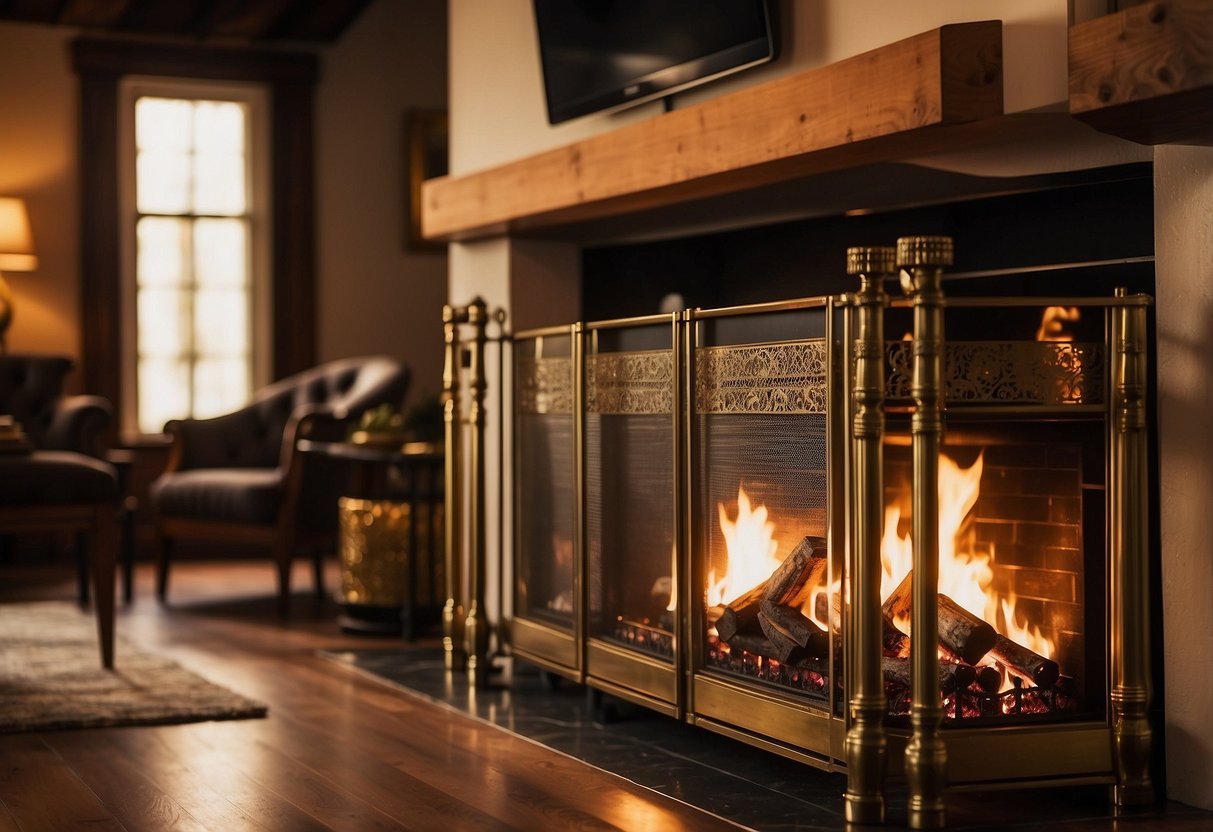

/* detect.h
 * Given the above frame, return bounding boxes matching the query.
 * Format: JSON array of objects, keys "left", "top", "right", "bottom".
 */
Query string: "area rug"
[{"left": 0, "top": 602, "right": 267, "bottom": 732}]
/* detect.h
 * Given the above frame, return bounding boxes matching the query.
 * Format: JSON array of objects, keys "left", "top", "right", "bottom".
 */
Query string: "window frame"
[
  {"left": 118, "top": 77, "right": 273, "bottom": 437},
  {"left": 73, "top": 38, "right": 318, "bottom": 446}
]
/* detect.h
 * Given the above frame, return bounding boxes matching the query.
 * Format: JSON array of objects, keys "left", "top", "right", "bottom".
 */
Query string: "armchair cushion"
[
  {"left": 166, "top": 356, "right": 410, "bottom": 471},
  {"left": 0, "top": 451, "right": 117, "bottom": 504},
  {"left": 151, "top": 468, "right": 284, "bottom": 525}
]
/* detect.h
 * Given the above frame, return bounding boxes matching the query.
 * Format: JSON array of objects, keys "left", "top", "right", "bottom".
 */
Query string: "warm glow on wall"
[{"left": 0, "top": 196, "right": 38, "bottom": 352}]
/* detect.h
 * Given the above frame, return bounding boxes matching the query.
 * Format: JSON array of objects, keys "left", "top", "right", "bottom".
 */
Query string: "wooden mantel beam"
[
  {"left": 1070, "top": 0, "right": 1213, "bottom": 146},
  {"left": 422, "top": 21, "right": 1004, "bottom": 243}
]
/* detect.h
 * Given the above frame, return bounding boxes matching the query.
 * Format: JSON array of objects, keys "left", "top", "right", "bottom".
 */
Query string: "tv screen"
[{"left": 533, "top": 0, "right": 775, "bottom": 125}]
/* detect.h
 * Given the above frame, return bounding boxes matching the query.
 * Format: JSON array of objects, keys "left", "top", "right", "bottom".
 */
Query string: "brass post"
[
  {"left": 898, "top": 235, "right": 952, "bottom": 830},
  {"left": 844, "top": 246, "right": 895, "bottom": 825},
  {"left": 442, "top": 303, "right": 468, "bottom": 671},
  {"left": 1111, "top": 288, "right": 1154, "bottom": 807},
  {"left": 465, "top": 297, "right": 491, "bottom": 686}
]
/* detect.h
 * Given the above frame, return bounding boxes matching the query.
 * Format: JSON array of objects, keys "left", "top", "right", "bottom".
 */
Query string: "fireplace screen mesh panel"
[
  {"left": 693, "top": 303, "right": 837, "bottom": 706},
  {"left": 515, "top": 332, "right": 576, "bottom": 630},
  {"left": 874, "top": 298, "right": 1111, "bottom": 726},
  {"left": 585, "top": 321, "right": 677, "bottom": 660},
  {"left": 881, "top": 426, "right": 1104, "bottom": 725}
]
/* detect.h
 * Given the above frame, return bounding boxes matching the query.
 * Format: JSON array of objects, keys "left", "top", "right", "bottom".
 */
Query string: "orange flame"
[
  {"left": 1035, "top": 306, "right": 1080, "bottom": 342},
  {"left": 880, "top": 450, "right": 1056, "bottom": 685},
  {"left": 708, "top": 486, "right": 780, "bottom": 608}
]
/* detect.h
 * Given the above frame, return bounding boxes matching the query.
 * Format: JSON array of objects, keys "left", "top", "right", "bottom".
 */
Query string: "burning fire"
[
  {"left": 880, "top": 453, "right": 990, "bottom": 628},
  {"left": 708, "top": 486, "right": 781, "bottom": 609},
  {"left": 1035, "top": 305, "right": 1080, "bottom": 342},
  {"left": 711, "top": 449, "right": 1057, "bottom": 693}
]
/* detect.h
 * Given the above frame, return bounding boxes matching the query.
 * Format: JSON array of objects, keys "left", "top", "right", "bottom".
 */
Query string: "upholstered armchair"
[
  {"left": 150, "top": 356, "right": 410, "bottom": 616},
  {"left": 0, "top": 355, "right": 111, "bottom": 457},
  {"left": 0, "top": 354, "right": 117, "bottom": 667}
]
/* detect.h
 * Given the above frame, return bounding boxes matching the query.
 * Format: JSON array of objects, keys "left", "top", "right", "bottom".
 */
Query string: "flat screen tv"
[{"left": 533, "top": 0, "right": 776, "bottom": 125}]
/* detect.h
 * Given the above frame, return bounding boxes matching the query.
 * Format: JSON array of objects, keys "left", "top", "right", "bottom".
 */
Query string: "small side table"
[{"left": 298, "top": 439, "right": 443, "bottom": 638}]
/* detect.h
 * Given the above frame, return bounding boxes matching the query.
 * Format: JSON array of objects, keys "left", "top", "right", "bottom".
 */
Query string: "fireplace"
[{"left": 498, "top": 233, "right": 1154, "bottom": 821}]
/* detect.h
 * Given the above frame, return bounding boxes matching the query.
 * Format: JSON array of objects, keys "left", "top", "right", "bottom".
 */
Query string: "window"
[{"left": 120, "top": 80, "right": 271, "bottom": 436}]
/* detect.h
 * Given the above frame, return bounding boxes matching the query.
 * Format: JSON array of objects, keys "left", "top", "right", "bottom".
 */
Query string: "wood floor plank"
[
  {"left": 45, "top": 728, "right": 255, "bottom": 832},
  {"left": 0, "top": 734, "right": 126, "bottom": 831}
]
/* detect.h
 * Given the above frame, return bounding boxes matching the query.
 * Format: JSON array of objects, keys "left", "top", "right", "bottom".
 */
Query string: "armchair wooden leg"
[
  {"left": 312, "top": 549, "right": 326, "bottom": 601},
  {"left": 91, "top": 505, "right": 116, "bottom": 669},
  {"left": 75, "top": 530, "right": 91, "bottom": 605},
  {"left": 156, "top": 533, "right": 172, "bottom": 603},
  {"left": 275, "top": 544, "right": 292, "bottom": 618}
]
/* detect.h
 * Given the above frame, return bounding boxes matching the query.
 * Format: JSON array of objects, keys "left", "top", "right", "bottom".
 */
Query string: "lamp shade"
[{"left": 0, "top": 197, "right": 37, "bottom": 272}]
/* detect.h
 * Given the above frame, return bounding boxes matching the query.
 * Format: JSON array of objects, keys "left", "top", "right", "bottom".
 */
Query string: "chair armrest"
[
  {"left": 162, "top": 407, "right": 276, "bottom": 472},
  {"left": 279, "top": 403, "right": 350, "bottom": 467},
  {"left": 43, "top": 395, "right": 112, "bottom": 457}
]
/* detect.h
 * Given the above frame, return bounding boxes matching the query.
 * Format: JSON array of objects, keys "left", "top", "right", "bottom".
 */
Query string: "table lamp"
[{"left": 0, "top": 197, "right": 38, "bottom": 353}]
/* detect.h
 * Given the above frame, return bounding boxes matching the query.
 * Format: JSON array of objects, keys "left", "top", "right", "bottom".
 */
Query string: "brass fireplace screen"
[{"left": 445, "top": 237, "right": 1155, "bottom": 828}]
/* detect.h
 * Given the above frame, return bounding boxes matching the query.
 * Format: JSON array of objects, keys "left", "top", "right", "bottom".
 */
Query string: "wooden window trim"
[{"left": 73, "top": 38, "right": 318, "bottom": 437}]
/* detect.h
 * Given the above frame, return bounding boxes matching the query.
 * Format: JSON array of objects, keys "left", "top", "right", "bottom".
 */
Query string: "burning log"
[
  {"left": 881, "top": 657, "right": 975, "bottom": 695},
  {"left": 715, "top": 583, "right": 765, "bottom": 643},
  {"left": 717, "top": 535, "right": 827, "bottom": 645},
  {"left": 723, "top": 633, "right": 831, "bottom": 677},
  {"left": 882, "top": 612, "right": 911, "bottom": 657},
  {"left": 758, "top": 600, "right": 830, "bottom": 659},
  {"left": 881, "top": 573, "right": 998, "bottom": 665},
  {"left": 724, "top": 633, "right": 778, "bottom": 659},
  {"left": 974, "top": 665, "right": 1002, "bottom": 693},
  {"left": 989, "top": 634, "right": 1060, "bottom": 689},
  {"left": 762, "top": 535, "right": 828, "bottom": 606}
]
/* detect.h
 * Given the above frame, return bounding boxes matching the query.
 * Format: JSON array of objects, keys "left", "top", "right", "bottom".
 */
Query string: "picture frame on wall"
[{"left": 404, "top": 108, "right": 449, "bottom": 252}]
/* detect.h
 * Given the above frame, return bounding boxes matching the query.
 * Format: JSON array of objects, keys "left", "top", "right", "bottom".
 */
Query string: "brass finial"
[
  {"left": 896, "top": 236, "right": 954, "bottom": 269},
  {"left": 846, "top": 245, "right": 897, "bottom": 276}
]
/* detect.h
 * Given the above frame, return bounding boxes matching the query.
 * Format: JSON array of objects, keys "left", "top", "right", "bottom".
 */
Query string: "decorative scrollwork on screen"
[
  {"left": 586, "top": 350, "right": 673, "bottom": 414},
  {"left": 696, "top": 341, "right": 828, "bottom": 414},
  {"left": 517, "top": 356, "right": 574, "bottom": 414},
  {"left": 885, "top": 341, "right": 1104, "bottom": 405}
]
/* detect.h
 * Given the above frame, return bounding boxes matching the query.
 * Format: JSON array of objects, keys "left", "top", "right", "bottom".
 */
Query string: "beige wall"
[
  {"left": 316, "top": 0, "right": 448, "bottom": 406},
  {"left": 0, "top": 0, "right": 448, "bottom": 404},
  {"left": 0, "top": 23, "right": 80, "bottom": 369},
  {"left": 1155, "top": 144, "right": 1213, "bottom": 810}
]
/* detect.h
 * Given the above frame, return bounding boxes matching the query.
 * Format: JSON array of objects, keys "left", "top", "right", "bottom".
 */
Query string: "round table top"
[{"left": 297, "top": 438, "right": 443, "bottom": 465}]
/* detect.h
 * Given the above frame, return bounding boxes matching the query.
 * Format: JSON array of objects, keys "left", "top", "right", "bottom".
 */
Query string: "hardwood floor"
[
  {"left": 2, "top": 559, "right": 1212, "bottom": 831},
  {"left": 0, "top": 559, "right": 741, "bottom": 832}
]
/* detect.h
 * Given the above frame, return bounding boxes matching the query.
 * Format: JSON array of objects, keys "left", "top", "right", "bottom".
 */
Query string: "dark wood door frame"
[{"left": 73, "top": 38, "right": 319, "bottom": 438}]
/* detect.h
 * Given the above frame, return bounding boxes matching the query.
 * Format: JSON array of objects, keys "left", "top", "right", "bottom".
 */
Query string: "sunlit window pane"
[
  {"left": 131, "top": 88, "right": 261, "bottom": 435},
  {"left": 137, "top": 150, "right": 191, "bottom": 214},
  {"left": 136, "top": 98, "right": 191, "bottom": 152},
  {"left": 193, "top": 152, "right": 245, "bottom": 215},
  {"left": 138, "top": 357, "right": 190, "bottom": 434},
  {"left": 194, "top": 101, "right": 244, "bottom": 154},
  {"left": 194, "top": 219, "right": 247, "bottom": 288},
  {"left": 137, "top": 217, "right": 190, "bottom": 287},
  {"left": 194, "top": 289, "right": 248, "bottom": 356},
  {"left": 137, "top": 289, "right": 190, "bottom": 357},
  {"left": 193, "top": 358, "right": 249, "bottom": 419}
]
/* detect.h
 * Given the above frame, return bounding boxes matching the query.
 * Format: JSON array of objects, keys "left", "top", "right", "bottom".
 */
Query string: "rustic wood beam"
[
  {"left": 1070, "top": 0, "right": 1213, "bottom": 145},
  {"left": 422, "top": 21, "right": 1004, "bottom": 242}
]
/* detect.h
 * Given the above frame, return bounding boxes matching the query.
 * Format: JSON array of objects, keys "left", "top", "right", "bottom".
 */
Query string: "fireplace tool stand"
[{"left": 442, "top": 297, "right": 509, "bottom": 686}]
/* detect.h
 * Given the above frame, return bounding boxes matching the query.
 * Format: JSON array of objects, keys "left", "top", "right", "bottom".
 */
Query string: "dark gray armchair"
[
  {"left": 150, "top": 356, "right": 411, "bottom": 615},
  {"left": 0, "top": 354, "right": 117, "bottom": 667}
]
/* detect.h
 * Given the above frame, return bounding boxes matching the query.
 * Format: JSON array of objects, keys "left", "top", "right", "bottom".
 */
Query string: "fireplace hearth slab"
[{"left": 321, "top": 647, "right": 1212, "bottom": 831}]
